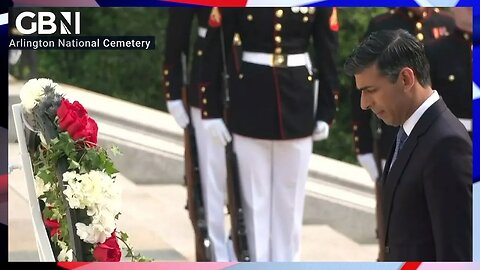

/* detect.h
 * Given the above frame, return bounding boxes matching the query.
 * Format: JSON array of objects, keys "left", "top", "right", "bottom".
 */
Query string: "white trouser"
[
  {"left": 191, "top": 107, "right": 231, "bottom": 261},
  {"left": 233, "top": 134, "right": 313, "bottom": 261}
]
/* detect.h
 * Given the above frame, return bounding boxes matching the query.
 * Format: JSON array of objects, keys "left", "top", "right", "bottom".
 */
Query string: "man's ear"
[{"left": 399, "top": 67, "right": 415, "bottom": 90}]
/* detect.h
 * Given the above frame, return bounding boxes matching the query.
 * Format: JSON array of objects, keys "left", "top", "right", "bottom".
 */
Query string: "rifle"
[
  {"left": 181, "top": 53, "right": 212, "bottom": 261},
  {"left": 219, "top": 26, "right": 251, "bottom": 262},
  {"left": 370, "top": 115, "right": 385, "bottom": 261}
]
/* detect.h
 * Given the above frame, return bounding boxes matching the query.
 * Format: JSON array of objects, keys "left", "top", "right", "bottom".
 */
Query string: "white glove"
[
  {"left": 312, "top": 121, "right": 329, "bottom": 141},
  {"left": 167, "top": 100, "right": 189, "bottom": 128},
  {"left": 203, "top": 118, "right": 232, "bottom": 146},
  {"left": 357, "top": 153, "right": 379, "bottom": 181}
]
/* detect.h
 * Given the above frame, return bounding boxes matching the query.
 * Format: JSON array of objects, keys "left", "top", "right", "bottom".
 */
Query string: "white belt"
[
  {"left": 242, "top": 51, "right": 308, "bottom": 67},
  {"left": 459, "top": 118, "right": 472, "bottom": 132},
  {"left": 198, "top": 27, "right": 207, "bottom": 38}
]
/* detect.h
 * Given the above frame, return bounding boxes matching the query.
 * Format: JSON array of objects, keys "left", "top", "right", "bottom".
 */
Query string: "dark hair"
[{"left": 344, "top": 29, "right": 431, "bottom": 87}]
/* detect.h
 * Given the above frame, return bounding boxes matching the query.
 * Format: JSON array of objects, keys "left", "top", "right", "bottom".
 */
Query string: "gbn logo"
[{"left": 15, "top": 11, "right": 80, "bottom": 35}]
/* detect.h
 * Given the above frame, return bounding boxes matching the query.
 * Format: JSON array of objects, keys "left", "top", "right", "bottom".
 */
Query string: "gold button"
[
  {"left": 300, "top": 7, "right": 309, "bottom": 14},
  {"left": 308, "top": 7, "right": 315, "bottom": 14},
  {"left": 273, "top": 55, "right": 285, "bottom": 66},
  {"left": 434, "top": 8, "right": 440, "bottom": 13},
  {"left": 334, "top": 94, "right": 339, "bottom": 100},
  {"left": 201, "top": 86, "right": 206, "bottom": 92},
  {"left": 408, "top": 11, "right": 414, "bottom": 18},
  {"left": 416, "top": 33, "right": 424, "bottom": 41},
  {"left": 165, "top": 81, "right": 170, "bottom": 87},
  {"left": 197, "top": 50, "right": 203, "bottom": 56},
  {"left": 203, "top": 111, "right": 208, "bottom": 117},
  {"left": 275, "top": 36, "right": 282, "bottom": 43},
  {"left": 233, "top": 33, "right": 242, "bottom": 45},
  {"left": 238, "top": 73, "right": 244, "bottom": 79},
  {"left": 275, "top": 23, "right": 282, "bottom": 31},
  {"left": 356, "top": 148, "right": 360, "bottom": 154},
  {"left": 416, "top": 22, "right": 422, "bottom": 30},
  {"left": 247, "top": 14, "right": 253, "bottom": 21},
  {"left": 354, "top": 136, "right": 359, "bottom": 142},
  {"left": 303, "top": 16, "right": 309, "bottom": 23},
  {"left": 166, "top": 93, "right": 170, "bottom": 99},
  {"left": 307, "top": 75, "right": 313, "bottom": 81},
  {"left": 464, "top": 33, "right": 469, "bottom": 41},
  {"left": 202, "top": 98, "right": 207, "bottom": 104},
  {"left": 275, "top": 9, "right": 283, "bottom": 18},
  {"left": 275, "top": 47, "right": 282, "bottom": 54},
  {"left": 448, "top": 74, "right": 455, "bottom": 81},
  {"left": 390, "top": 9, "right": 395, "bottom": 14},
  {"left": 163, "top": 69, "right": 169, "bottom": 75},
  {"left": 353, "top": 125, "right": 358, "bottom": 131}
]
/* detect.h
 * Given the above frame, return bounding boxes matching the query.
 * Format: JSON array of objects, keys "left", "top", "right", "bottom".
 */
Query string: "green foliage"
[
  {"left": 118, "top": 231, "right": 154, "bottom": 262},
  {"left": 314, "top": 7, "right": 387, "bottom": 164},
  {"left": 32, "top": 130, "right": 149, "bottom": 261},
  {"left": 12, "top": 8, "right": 390, "bottom": 164},
  {"left": 13, "top": 8, "right": 169, "bottom": 111}
]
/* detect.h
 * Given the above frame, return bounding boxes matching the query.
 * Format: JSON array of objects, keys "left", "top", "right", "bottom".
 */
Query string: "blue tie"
[{"left": 391, "top": 127, "right": 408, "bottom": 168}]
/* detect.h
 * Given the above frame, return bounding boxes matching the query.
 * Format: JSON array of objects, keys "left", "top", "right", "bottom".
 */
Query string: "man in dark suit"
[
  {"left": 345, "top": 29, "right": 472, "bottom": 261},
  {"left": 352, "top": 8, "right": 455, "bottom": 176},
  {"left": 350, "top": 10, "right": 455, "bottom": 259}
]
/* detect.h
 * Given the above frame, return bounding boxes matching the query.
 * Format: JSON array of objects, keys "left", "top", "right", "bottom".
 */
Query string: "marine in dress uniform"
[
  {"left": 162, "top": 7, "right": 233, "bottom": 261},
  {"left": 350, "top": 7, "right": 455, "bottom": 261},
  {"left": 201, "top": 7, "right": 340, "bottom": 261},
  {"left": 425, "top": 7, "right": 472, "bottom": 135}
]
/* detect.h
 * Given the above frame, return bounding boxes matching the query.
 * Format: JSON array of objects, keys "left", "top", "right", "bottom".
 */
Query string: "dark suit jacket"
[{"left": 381, "top": 98, "right": 472, "bottom": 261}]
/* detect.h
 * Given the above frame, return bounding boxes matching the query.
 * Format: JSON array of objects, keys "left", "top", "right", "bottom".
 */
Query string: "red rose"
[
  {"left": 44, "top": 218, "right": 61, "bottom": 237},
  {"left": 93, "top": 231, "right": 121, "bottom": 262},
  {"left": 57, "top": 98, "right": 98, "bottom": 145}
]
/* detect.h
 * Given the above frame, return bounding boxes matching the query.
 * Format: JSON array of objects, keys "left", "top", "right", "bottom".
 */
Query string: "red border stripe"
[
  {"left": 401, "top": 262, "right": 422, "bottom": 270},
  {"left": 163, "top": 0, "right": 248, "bottom": 7},
  {"left": 57, "top": 262, "right": 92, "bottom": 269}
]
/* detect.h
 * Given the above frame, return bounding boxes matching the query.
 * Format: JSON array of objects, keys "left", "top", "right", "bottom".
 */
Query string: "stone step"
[
  {"left": 304, "top": 177, "right": 376, "bottom": 244},
  {"left": 8, "top": 76, "right": 378, "bottom": 255},
  {"left": 301, "top": 225, "right": 378, "bottom": 262},
  {"left": 8, "top": 159, "right": 378, "bottom": 262}
]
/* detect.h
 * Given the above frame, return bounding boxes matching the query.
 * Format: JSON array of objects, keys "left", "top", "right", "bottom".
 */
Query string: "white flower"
[
  {"left": 62, "top": 171, "right": 77, "bottom": 183},
  {"left": 92, "top": 211, "right": 117, "bottom": 234},
  {"left": 38, "top": 133, "right": 47, "bottom": 146},
  {"left": 19, "top": 78, "right": 49, "bottom": 112},
  {"left": 66, "top": 170, "right": 121, "bottom": 245},
  {"left": 34, "top": 175, "right": 51, "bottom": 197},
  {"left": 76, "top": 222, "right": 111, "bottom": 244},
  {"left": 58, "top": 248, "right": 73, "bottom": 262},
  {"left": 63, "top": 172, "right": 84, "bottom": 209},
  {"left": 75, "top": 223, "right": 91, "bottom": 242},
  {"left": 56, "top": 241, "right": 73, "bottom": 262}
]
